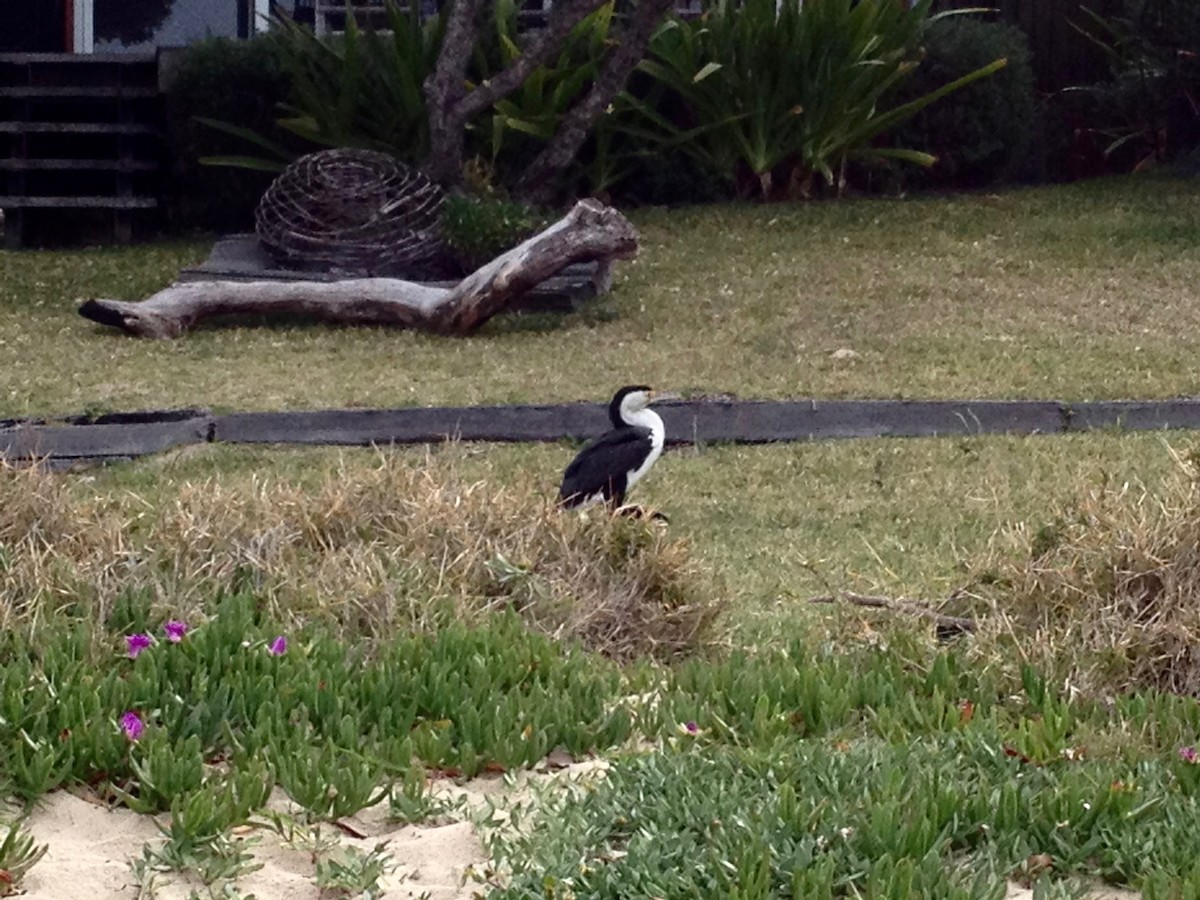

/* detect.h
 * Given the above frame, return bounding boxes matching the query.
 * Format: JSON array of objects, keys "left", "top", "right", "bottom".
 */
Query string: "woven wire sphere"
[{"left": 255, "top": 148, "right": 445, "bottom": 276}]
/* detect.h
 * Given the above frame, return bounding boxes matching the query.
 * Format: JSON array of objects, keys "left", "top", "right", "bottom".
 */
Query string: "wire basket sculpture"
[{"left": 255, "top": 148, "right": 445, "bottom": 277}]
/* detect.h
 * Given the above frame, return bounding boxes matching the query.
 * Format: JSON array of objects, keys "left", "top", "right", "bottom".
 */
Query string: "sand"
[
  {"left": 11, "top": 758, "right": 1141, "bottom": 899},
  {"left": 15, "top": 758, "right": 607, "bottom": 900}
]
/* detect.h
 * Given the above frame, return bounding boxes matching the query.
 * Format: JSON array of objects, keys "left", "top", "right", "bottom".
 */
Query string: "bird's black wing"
[{"left": 558, "top": 426, "right": 653, "bottom": 507}]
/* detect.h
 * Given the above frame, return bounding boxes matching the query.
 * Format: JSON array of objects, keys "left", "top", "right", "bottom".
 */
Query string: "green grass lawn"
[
  {"left": 5, "top": 175, "right": 1200, "bottom": 898},
  {"left": 2, "top": 175, "right": 1199, "bottom": 418}
]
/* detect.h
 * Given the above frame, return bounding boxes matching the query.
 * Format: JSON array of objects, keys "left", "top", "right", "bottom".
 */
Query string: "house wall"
[
  {"left": 1, "top": 0, "right": 277, "bottom": 56},
  {"left": 94, "top": 0, "right": 241, "bottom": 52}
]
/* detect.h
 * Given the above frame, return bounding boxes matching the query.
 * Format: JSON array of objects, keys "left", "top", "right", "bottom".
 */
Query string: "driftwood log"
[{"left": 78, "top": 199, "right": 638, "bottom": 339}]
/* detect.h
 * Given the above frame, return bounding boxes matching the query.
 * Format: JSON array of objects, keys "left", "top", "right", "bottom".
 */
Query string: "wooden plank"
[
  {"left": 0, "top": 158, "right": 156, "bottom": 171},
  {"left": 0, "top": 122, "right": 158, "bottom": 134},
  {"left": 0, "top": 416, "right": 213, "bottom": 461},
  {"left": 0, "top": 196, "right": 157, "bottom": 209}
]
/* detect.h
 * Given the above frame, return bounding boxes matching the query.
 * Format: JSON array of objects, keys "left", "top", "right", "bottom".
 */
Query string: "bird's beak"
[{"left": 649, "top": 390, "right": 681, "bottom": 404}]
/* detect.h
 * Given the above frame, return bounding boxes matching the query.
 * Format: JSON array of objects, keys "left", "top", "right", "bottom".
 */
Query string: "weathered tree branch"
[
  {"left": 456, "top": 0, "right": 612, "bottom": 121},
  {"left": 809, "top": 590, "right": 977, "bottom": 635},
  {"left": 78, "top": 200, "right": 638, "bottom": 339},
  {"left": 513, "top": 0, "right": 676, "bottom": 206},
  {"left": 422, "top": 0, "right": 611, "bottom": 186}
]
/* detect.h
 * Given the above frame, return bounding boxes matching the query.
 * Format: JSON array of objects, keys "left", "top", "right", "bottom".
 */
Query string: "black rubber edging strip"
[
  {"left": 213, "top": 399, "right": 1072, "bottom": 446},
  {"left": 5, "top": 398, "right": 1200, "bottom": 465}
]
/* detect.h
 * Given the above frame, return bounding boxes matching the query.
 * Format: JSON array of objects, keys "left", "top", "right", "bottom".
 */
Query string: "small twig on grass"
[{"left": 809, "top": 590, "right": 977, "bottom": 636}]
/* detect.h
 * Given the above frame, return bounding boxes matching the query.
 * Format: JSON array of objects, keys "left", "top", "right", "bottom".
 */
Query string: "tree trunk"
[
  {"left": 422, "top": 0, "right": 613, "bottom": 187},
  {"left": 77, "top": 200, "right": 638, "bottom": 339},
  {"left": 513, "top": 0, "right": 676, "bottom": 207},
  {"left": 422, "top": 0, "right": 483, "bottom": 186}
]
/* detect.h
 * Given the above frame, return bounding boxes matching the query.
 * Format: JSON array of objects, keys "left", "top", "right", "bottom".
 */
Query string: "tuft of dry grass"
[
  {"left": 0, "top": 449, "right": 724, "bottom": 661},
  {"left": 971, "top": 445, "right": 1200, "bottom": 698}
]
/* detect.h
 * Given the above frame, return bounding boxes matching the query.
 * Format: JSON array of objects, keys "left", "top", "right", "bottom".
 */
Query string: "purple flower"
[
  {"left": 120, "top": 710, "right": 144, "bottom": 741},
  {"left": 1180, "top": 746, "right": 1198, "bottom": 764},
  {"left": 126, "top": 633, "right": 153, "bottom": 659},
  {"left": 684, "top": 721, "right": 699, "bottom": 734},
  {"left": 267, "top": 635, "right": 288, "bottom": 656},
  {"left": 163, "top": 621, "right": 189, "bottom": 643}
]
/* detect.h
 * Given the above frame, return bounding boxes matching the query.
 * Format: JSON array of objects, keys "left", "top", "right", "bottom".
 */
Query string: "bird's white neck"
[{"left": 624, "top": 407, "right": 665, "bottom": 448}]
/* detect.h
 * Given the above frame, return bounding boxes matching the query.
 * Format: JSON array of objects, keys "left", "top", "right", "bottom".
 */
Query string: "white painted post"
[
  {"left": 253, "top": 0, "right": 271, "bottom": 31},
  {"left": 73, "top": 0, "right": 95, "bottom": 53}
]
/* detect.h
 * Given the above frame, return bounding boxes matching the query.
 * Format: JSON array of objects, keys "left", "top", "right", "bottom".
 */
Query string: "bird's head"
[{"left": 609, "top": 385, "right": 678, "bottom": 425}]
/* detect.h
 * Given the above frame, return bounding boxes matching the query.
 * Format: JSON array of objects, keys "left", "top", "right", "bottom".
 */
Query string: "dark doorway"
[{"left": 0, "top": 0, "right": 69, "bottom": 53}]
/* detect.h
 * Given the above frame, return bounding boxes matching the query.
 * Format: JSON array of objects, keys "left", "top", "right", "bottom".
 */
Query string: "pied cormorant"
[{"left": 558, "top": 385, "right": 670, "bottom": 510}]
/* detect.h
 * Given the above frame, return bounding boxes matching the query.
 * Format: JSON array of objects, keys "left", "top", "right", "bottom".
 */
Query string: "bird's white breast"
[{"left": 624, "top": 407, "right": 665, "bottom": 489}]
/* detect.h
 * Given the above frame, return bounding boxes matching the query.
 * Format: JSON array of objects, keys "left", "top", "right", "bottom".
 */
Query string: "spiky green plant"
[
  {"left": 630, "top": 0, "right": 1006, "bottom": 198},
  {"left": 200, "top": 1, "right": 442, "bottom": 171},
  {"left": 0, "top": 821, "right": 46, "bottom": 897},
  {"left": 472, "top": 0, "right": 617, "bottom": 172}
]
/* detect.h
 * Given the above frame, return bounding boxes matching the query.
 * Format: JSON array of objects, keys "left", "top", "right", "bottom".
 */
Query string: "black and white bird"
[{"left": 558, "top": 385, "right": 671, "bottom": 511}]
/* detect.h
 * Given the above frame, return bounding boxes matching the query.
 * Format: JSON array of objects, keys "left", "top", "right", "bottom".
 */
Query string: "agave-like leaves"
[
  {"left": 631, "top": 0, "right": 1007, "bottom": 198},
  {"left": 472, "top": 0, "right": 617, "bottom": 176},
  {"left": 202, "top": 1, "right": 440, "bottom": 171}
]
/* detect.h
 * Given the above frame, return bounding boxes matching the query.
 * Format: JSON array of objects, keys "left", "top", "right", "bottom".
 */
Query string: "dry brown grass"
[
  {"left": 970, "top": 445, "right": 1200, "bottom": 698},
  {"left": 0, "top": 448, "right": 724, "bottom": 661}
]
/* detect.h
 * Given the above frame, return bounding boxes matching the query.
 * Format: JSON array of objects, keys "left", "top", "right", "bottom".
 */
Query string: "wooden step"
[
  {"left": 0, "top": 195, "right": 157, "bottom": 209},
  {"left": 0, "top": 87, "right": 160, "bottom": 99},
  {"left": 0, "top": 158, "right": 157, "bottom": 171},
  {"left": 0, "top": 122, "right": 158, "bottom": 134}
]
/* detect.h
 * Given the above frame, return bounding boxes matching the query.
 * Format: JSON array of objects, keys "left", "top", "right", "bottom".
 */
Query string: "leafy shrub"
[
  {"left": 469, "top": 0, "right": 618, "bottom": 190},
  {"left": 440, "top": 193, "right": 547, "bottom": 272},
  {"left": 1070, "top": 0, "right": 1200, "bottom": 170},
  {"left": 163, "top": 36, "right": 294, "bottom": 232},
  {"left": 265, "top": 4, "right": 441, "bottom": 162},
  {"left": 607, "top": 148, "right": 731, "bottom": 206},
  {"left": 193, "top": 2, "right": 441, "bottom": 191},
  {"left": 603, "top": 69, "right": 732, "bottom": 206},
  {"left": 630, "top": 0, "right": 1006, "bottom": 199},
  {"left": 886, "top": 17, "right": 1038, "bottom": 189}
]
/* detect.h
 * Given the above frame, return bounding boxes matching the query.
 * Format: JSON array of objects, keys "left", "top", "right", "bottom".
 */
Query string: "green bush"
[
  {"left": 469, "top": 0, "right": 617, "bottom": 191},
  {"left": 1070, "top": 0, "right": 1200, "bottom": 169},
  {"left": 440, "top": 193, "right": 547, "bottom": 273},
  {"left": 886, "top": 17, "right": 1039, "bottom": 189},
  {"left": 264, "top": 3, "right": 441, "bottom": 162},
  {"left": 629, "top": 0, "right": 1005, "bottom": 200},
  {"left": 163, "top": 36, "right": 294, "bottom": 233},
  {"left": 605, "top": 70, "right": 733, "bottom": 206}
]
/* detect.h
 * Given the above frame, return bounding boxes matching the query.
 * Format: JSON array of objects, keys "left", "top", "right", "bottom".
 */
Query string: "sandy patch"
[
  {"left": 1006, "top": 881, "right": 1140, "bottom": 900},
  {"left": 14, "top": 758, "right": 609, "bottom": 900},
  {"left": 20, "top": 791, "right": 161, "bottom": 899}
]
